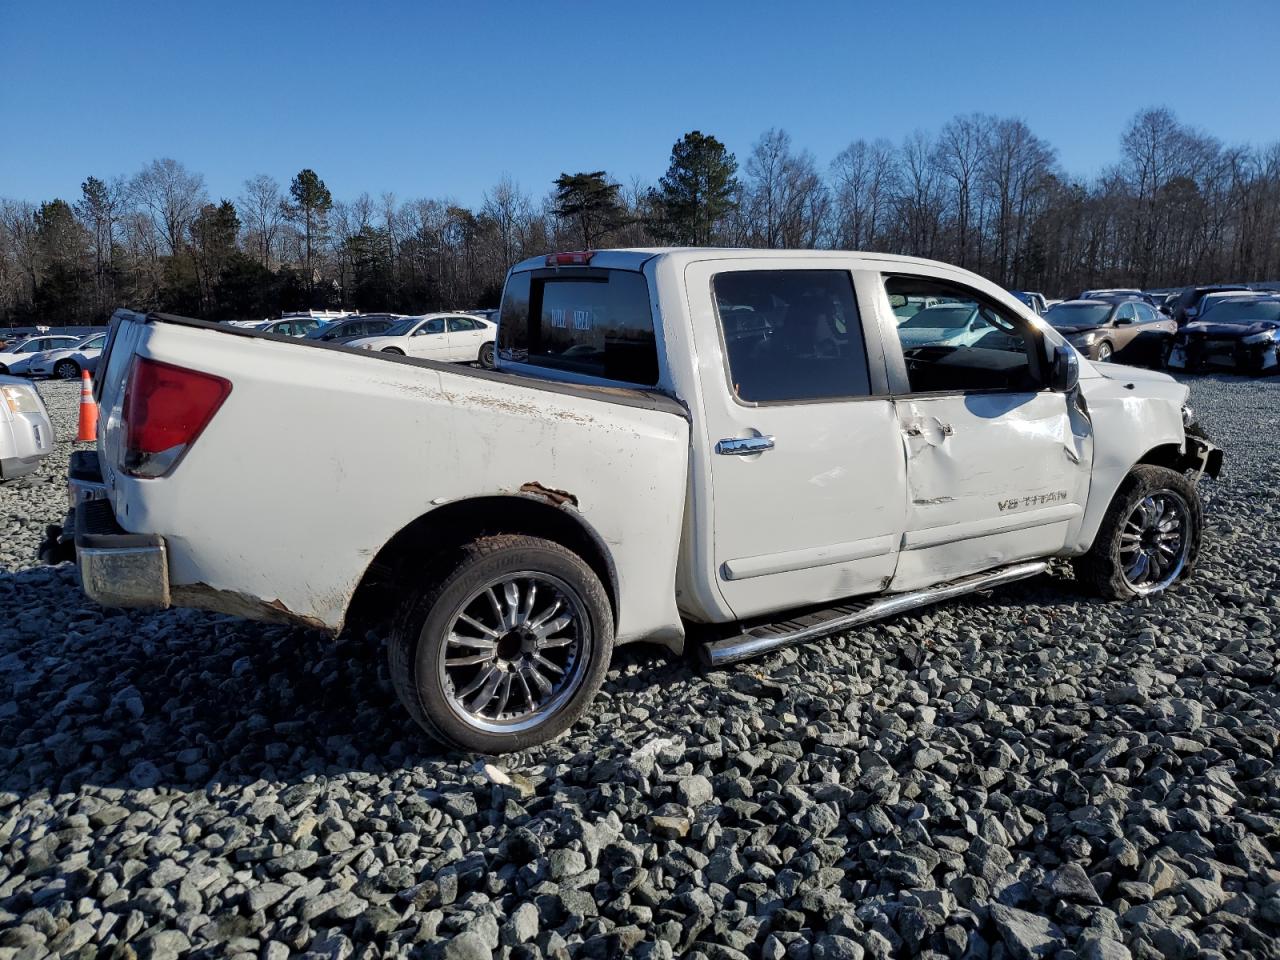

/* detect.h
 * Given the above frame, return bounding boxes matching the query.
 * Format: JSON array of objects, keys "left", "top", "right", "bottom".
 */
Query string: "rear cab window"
[{"left": 498, "top": 268, "right": 659, "bottom": 386}]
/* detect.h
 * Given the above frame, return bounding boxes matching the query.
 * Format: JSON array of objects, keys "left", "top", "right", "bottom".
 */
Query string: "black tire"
[
  {"left": 1094, "top": 340, "right": 1114, "bottom": 363},
  {"left": 388, "top": 534, "right": 613, "bottom": 753},
  {"left": 55, "top": 359, "right": 80, "bottom": 379},
  {"left": 479, "top": 342, "right": 495, "bottom": 369},
  {"left": 0, "top": 363, "right": 8, "bottom": 375},
  {"left": 381, "top": 347, "right": 404, "bottom": 356},
  {"left": 1073, "top": 464, "right": 1202, "bottom": 600}
]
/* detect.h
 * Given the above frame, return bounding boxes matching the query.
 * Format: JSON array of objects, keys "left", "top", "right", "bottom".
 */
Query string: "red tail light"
[
  {"left": 122, "top": 357, "right": 231, "bottom": 477},
  {"left": 545, "top": 251, "right": 595, "bottom": 266}
]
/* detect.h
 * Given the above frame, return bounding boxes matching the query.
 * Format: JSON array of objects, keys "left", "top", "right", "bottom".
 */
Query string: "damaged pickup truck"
[{"left": 52, "top": 250, "right": 1222, "bottom": 752}]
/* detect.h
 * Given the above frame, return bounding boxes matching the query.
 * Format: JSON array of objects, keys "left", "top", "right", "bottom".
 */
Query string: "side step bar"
[{"left": 700, "top": 560, "right": 1049, "bottom": 668}]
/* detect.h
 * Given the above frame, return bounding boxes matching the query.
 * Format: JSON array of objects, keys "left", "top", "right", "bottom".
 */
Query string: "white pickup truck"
[{"left": 54, "top": 249, "right": 1222, "bottom": 752}]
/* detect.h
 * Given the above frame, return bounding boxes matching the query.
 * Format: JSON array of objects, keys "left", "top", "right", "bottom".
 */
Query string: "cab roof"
[{"left": 509, "top": 247, "right": 982, "bottom": 275}]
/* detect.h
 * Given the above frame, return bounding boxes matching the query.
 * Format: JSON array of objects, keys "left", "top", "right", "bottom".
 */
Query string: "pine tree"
[
  {"left": 553, "top": 172, "right": 625, "bottom": 249},
  {"left": 288, "top": 169, "right": 332, "bottom": 297},
  {"left": 648, "top": 131, "right": 739, "bottom": 245}
]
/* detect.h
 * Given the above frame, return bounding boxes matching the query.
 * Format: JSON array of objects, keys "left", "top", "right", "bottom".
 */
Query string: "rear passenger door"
[
  {"left": 446, "top": 316, "right": 485, "bottom": 361},
  {"left": 1131, "top": 302, "right": 1174, "bottom": 364},
  {"left": 876, "top": 273, "right": 1093, "bottom": 591},
  {"left": 685, "top": 258, "right": 907, "bottom": 620}
]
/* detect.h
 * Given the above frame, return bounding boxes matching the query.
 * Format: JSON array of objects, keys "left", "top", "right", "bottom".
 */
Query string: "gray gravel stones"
[{"left": 0, "top": 373, "right": 1278, "bottom": 958}]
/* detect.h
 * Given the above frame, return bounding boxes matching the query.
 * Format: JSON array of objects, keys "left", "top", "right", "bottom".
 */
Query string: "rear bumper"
[
  {"left": 73, "top": 498, "right": 171, "bottom": 609},
  {"left": 38, "top": 449, "right": 170, "bottom": 607}
]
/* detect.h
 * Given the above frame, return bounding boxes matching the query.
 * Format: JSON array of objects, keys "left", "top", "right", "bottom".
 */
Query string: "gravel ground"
[{"left": 1, "top": 374, "right": 1278, "bottom": 960}]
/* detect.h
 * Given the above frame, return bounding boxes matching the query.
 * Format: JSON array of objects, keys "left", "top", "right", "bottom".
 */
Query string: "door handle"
[{"left": 716, "top": 436, "right": 775, "bottom": 456}]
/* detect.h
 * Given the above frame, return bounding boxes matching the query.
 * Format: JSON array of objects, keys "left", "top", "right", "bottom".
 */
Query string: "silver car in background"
[{"left": 0, "top": 376, "right": 54, "bottom": 480}]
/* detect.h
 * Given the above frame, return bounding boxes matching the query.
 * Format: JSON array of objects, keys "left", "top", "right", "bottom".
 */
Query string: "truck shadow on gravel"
[
  {"left": 0, "top": 563, "right": 706, "bottom": 798},
  {"left": 2, "top": 560, "right": 1260, "bottom": 801}
]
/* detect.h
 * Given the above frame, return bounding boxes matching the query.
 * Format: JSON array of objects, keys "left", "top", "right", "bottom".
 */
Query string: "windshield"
[
  {"left": 898, "top": 305, "right": 975, "bottom": 330},
  {"left": 383, "top": 317, "right": 421, "bottom": 337},
  {"left": 1045, "top": 303, "right": 1112, "bottom": 328},
  {"left": 1199, "top": 300, "right": 1280, "bottom": 324}
]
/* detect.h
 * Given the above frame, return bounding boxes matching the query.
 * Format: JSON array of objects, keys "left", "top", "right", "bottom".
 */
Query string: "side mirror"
[{"left": 1047, "top": 340, "right": 1079, "bottom": 393}]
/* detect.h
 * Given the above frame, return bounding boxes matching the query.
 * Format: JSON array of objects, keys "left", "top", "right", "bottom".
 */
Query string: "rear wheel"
[
  {"left": 479, "top": 342, "right": 495, "bottom": 369},
  {"left": 55, "top": 359, "right": 80, "bottom": 379},
  {"left": 1074, "top": 465, "right": 1201, "bottom": 600},
  {"left": 0, "top": 363, "right": 8, "bottom": 375},
  {"left": 389, "top": 535, "right": 613, "bottom": 752}
]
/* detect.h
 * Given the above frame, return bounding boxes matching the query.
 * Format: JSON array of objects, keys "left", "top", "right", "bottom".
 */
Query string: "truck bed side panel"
[{"left": 100, "top": 319, "right": 690, "bottom": 646}]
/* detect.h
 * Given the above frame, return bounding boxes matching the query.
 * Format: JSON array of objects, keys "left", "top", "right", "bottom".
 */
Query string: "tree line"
[{"left": 3, "top": 106, "right": 1279, "bottom": 327}]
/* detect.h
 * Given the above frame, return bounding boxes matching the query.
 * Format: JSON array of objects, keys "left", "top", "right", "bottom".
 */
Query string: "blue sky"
[{"left": 3, "top": 0, "right": 1278, "bottom": 207}]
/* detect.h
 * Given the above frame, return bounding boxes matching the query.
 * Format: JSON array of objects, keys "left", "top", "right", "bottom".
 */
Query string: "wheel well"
[
  {"left": 348, "top": 495, "right": 619, "bottom": 630},
  {"left": 1137, "top": 442, "right": 1185, "bottom": 471}
]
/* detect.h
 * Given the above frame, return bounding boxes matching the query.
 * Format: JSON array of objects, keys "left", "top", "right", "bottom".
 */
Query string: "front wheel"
[
  {"left": 1073, "top": 465, "right": 1202, "bottom": 600},
  {"left": 388, "top": 535, "right": 614, "bottom": 752},
  {"left": 55, "top": 359, "right": 80, "bottom": 379},
  {"left": 478, "top": 342, "right": 495, "bottom": 369},
  {"left": 380, "top": 347, "right": 404, "bottom": 356},
  {"left": 1094, "top": 341, "right": 1114, "bottom": 363}
]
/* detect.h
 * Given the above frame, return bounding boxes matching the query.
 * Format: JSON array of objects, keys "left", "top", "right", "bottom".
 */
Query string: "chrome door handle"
[{"left": 716, "top": 436, "right": 775, "bottom": 456}]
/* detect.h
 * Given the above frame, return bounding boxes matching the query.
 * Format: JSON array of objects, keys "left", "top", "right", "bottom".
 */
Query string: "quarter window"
[
  {"left": 712, "top": 270, "right": 870, "bottom": 403},
  {"left": 885, "top": 275, "right": 1039, "bottom": 394}
]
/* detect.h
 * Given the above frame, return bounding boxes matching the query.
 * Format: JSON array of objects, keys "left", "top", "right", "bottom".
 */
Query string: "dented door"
[{"left": 890, "top": 391, "right": 1092, "bottom": 589}]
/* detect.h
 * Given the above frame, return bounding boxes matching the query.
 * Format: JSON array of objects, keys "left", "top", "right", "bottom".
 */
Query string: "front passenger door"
[
  {"left": 880, "top": 274, "right": 1093, "bottom": 591},
  {"left": 407, "top": 317, "right": 451, "bottom": 359}
]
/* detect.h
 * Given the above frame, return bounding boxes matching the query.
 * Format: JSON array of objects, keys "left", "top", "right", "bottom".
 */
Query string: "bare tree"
[
  {"left": 129, "top": 158, "right": 206, "bottom": 258},
  {"left": 830, "top": 138, "right": 897, "bottom": 250},
  {"left": 237, "top": 174, "right": 285, "bottom": 267}
]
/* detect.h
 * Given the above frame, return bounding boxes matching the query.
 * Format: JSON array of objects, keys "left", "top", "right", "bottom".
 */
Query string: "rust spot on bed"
[{"left": 519, "top": 481, "right": 579, "bottom": 508}]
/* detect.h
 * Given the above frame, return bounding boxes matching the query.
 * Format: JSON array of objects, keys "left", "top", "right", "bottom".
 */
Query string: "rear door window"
[
  {"left": 712, "top": 270, "right": 870, "bottom": 403},
  {"left": 498, "top": 269, "right": 659, "bottom": 385}
]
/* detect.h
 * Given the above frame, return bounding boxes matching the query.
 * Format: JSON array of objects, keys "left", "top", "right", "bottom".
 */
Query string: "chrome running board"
[{"left": 700, "top": 560, "right": 1049, "bottom": 668}]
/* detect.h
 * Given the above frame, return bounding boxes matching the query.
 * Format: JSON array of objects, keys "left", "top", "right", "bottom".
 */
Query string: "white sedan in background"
[
  {"left": 347, "top": 313, "right": 496, "bottom": 367},
  {"left": 0, "top": 335, "right": 82, "bottom": 375},
  {"left": 25, "top": 331, "right": 108, "bottom": 379}
]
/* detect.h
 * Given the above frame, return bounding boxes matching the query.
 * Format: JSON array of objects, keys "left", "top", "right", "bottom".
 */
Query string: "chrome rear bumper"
[
  {"left": 73, "top": 498, "right": 170, "bottom": 609},
  {"left": 39, "top": 450, "right": 171, "bottom": 608}
]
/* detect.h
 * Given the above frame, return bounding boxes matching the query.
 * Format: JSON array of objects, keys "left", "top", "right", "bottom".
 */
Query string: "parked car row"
[
  {"left": 220, "top": 311, "right": 498, "bottom": 366},
  {"left": 0, "top": 332, "right": 106, "bottom": 379},
  {"left": 1003, "top": 282, "right": 1280, "bottom": 375}
]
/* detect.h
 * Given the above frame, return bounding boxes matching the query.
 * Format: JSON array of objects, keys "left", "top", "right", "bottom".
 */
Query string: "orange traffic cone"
[{"left": 76, "top": 370, "right": 99, "bottom": 442}]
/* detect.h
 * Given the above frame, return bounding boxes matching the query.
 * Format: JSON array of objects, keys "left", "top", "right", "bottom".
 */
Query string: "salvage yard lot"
[{"left": 1, "top": 375, "right": 1278, "bottom": 959}]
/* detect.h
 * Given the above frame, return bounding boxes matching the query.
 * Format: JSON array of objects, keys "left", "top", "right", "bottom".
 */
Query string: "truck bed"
[{"left": 86, "top": 310, "right": 692, "bottom": 648}]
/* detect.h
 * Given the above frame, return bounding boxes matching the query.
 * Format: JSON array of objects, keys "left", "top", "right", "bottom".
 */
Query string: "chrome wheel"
[
  {"left": 1119, "top": 490, "right": 1191, "bottom": 594},
  {"left": 55, "top": 361, "right": 79, "bottom": 379},
  {"left": 1096, "top": 342, "right": 1113, "bottom": 362},
  {"left": 438, "top": 572, "right": 591, "bottom": 733}
]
